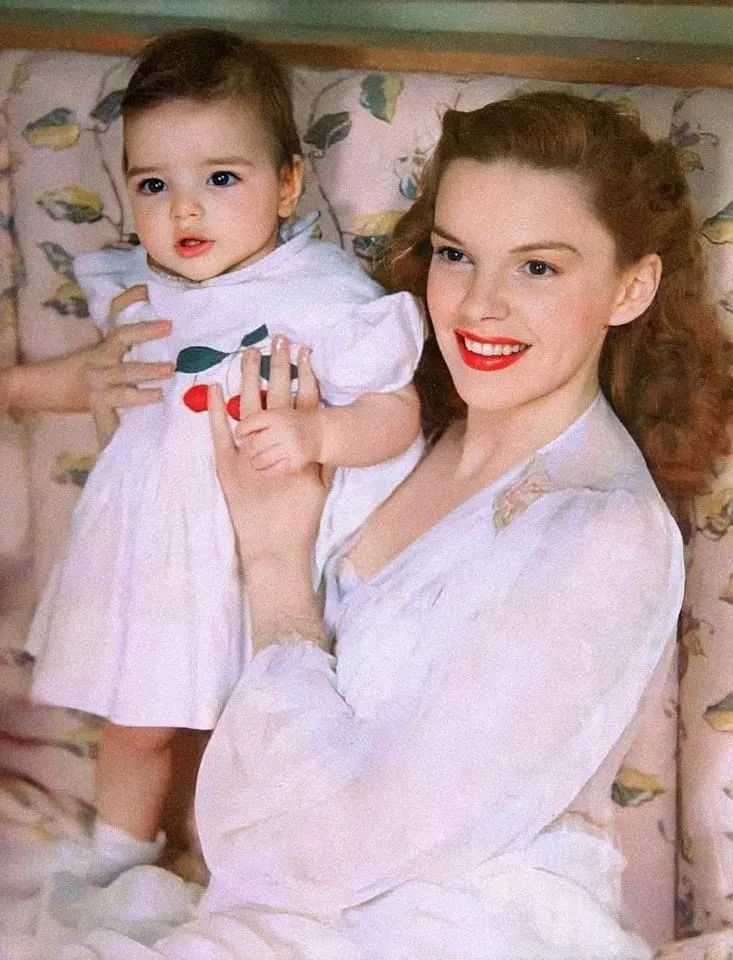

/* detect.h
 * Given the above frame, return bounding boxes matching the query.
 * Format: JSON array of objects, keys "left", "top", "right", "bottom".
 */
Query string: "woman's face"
[{"left": 427, "top": 159, "right": 638, "bottom": 420}]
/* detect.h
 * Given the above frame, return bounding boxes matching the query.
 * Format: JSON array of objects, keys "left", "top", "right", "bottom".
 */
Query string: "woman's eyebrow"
[
  {"left": 510, "top": 242, "right": 580, "bottom": 255},
  {"left": 430, "top": 225, "right": 463, "bottom": 244}
]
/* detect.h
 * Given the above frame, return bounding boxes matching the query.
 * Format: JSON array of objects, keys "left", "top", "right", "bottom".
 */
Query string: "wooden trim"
[{"left": 1, "top": 10, "right": 731, "bottom": 87}]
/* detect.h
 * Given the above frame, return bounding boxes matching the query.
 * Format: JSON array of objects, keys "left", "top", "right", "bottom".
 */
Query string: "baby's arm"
[{"left": 318, "top": 383, "right": 420, "bottom": 467}]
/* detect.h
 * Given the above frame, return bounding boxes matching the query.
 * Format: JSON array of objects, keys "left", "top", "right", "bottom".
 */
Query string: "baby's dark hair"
[{"left": 122, "top": 28, "right": 301, "bottom": 169}]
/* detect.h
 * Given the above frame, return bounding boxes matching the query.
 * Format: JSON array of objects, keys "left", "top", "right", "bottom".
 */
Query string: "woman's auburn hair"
[
  {"left": 121, "top": 28, "right": 301, "bottom": 170},
  {"left": 386, "top": 91, "right": 733, "bottom": 520}
]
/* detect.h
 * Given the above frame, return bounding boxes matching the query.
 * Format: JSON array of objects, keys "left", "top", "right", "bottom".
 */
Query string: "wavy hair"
[{"left": 387, "top": 91, "right": 732, "bottom": 518}]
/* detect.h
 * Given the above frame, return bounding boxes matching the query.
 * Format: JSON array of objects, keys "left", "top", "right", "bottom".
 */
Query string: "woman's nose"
[{"left": 461, "top": 272, "right": 510, "bottom": 324}]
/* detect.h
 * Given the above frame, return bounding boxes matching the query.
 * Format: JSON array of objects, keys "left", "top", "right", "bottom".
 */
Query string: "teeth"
[{"left": 463, "top": 337, "right": 528, "bottom": 356}]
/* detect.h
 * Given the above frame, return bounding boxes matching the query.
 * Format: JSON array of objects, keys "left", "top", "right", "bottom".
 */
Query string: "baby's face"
[{"left": 124, "top": 98, "right": 300, "bottom": 281}]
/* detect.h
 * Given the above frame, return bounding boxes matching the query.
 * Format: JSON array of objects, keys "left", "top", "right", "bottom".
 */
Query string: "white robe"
[{"left": 47, "top": 395, "right": 684, "bottom": 960}]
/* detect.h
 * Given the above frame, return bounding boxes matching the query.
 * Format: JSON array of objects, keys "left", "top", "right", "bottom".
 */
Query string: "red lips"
[{"left": 454, "top": 329, "right": 530, "bottom": 372}]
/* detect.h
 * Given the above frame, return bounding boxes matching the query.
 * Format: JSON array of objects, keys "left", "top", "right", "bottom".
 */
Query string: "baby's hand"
[{"left": 237, "top": 407, "right": 324, "bottom": 473}]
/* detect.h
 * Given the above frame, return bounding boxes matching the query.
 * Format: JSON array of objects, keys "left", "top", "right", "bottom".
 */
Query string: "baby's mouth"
[{"left": 175, "top": 237, "right": 214, "bottom": 258}]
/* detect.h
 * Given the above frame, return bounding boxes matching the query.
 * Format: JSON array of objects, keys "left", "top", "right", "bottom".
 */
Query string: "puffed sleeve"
[
  {"left": 311, "top": 291, "right": 425, "bottom": 406},
  {"left": 192, "top": 487, "right": 684, "bottom": 916},
  {"left": 73, "top": 246, "right": 149, "bottom": 330}
]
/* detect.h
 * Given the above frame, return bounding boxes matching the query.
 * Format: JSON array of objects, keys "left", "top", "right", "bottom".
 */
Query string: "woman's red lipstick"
[{"left": 455, "top": 329, "right": 530, "bottom": 372}]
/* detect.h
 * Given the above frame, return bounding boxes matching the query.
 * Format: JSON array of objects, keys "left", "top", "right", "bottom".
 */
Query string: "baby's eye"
[
  {"left": 435, "top": 245, "right": 468, "bottom": 264},
  {"left": 208, "top": 171, "right": 240, "bottom": 187},
  {"left": 523, "top": 259, "right": 556, "bottom": 277},
  {"left": 138, "top": 178, "right": 166, "bottom": 195}
]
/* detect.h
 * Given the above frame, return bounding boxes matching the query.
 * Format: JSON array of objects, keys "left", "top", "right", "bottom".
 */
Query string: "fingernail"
[{"left": 273, "top": 335, "right": 285, "bottom": 351}]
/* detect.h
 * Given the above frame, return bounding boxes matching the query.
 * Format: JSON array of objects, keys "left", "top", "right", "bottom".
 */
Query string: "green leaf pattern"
[
  {"left": 359, "top": 74, "right": 404, "bottom": 123},
  {"left": 36, "top": 185, "right": 103, "bottom": 223},
  {"left": 23, "top": 108, "right": 80, "bottom": 150},
  {"left": 303, "top": 111, "right": 352, "bottom": 154}
]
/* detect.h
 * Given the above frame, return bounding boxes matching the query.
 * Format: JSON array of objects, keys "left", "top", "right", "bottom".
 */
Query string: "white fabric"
[
  {"left": 26, "top": 218, "right": 425, "bottom": 728},
  {"left": 40, "top": 394, "right": 684, "bottom": 960}
]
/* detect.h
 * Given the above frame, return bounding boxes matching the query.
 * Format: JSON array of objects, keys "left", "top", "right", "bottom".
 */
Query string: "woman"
[{"left": 44, "top": 92, "right": 730, "bottom": 959}]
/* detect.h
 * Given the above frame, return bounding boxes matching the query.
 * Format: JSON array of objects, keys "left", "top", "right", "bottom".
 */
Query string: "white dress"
[
  {"left": 26, "top": 216, "right": 425, "bottom": 728},
  {"left": 46, "top": 394, "right": 684, "bottom": 960}
]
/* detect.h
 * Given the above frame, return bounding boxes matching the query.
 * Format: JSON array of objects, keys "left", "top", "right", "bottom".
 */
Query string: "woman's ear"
[
  {"left": 608, "top": 253, "right": 662, "bottom": 328},
  {"left": 278, "top": 155, "right": 305, "bottom": 219}
]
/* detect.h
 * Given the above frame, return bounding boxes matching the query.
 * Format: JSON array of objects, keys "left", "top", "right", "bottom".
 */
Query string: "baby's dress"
[{"left": 26, "top": 216, "right": 425, "bottom": 728}]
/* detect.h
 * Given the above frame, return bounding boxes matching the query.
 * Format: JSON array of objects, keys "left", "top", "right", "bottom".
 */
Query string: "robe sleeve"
[{"left": 193, "top": 487, "right": 684, "bottom": 916}]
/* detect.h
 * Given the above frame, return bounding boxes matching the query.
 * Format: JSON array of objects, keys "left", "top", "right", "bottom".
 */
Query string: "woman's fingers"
[
  {"left": 101, "top": 319, "right": 172, "bottom": 360},
  {"left": 109, "top": 284, "right": 149, "bottom": 323},
  {"left": 295, "top": 347, "right": 319, "bottom": 412},
  {"left": 85, "top": 361, "right": 172, "bottom": 391},
  {"left": 238, "top": 348, "right": 263, "bottom": 418},
  {"left": 118, "top": 318, "right": 172, "bottom": 346},
  {"left": 208, "top": 384, "right": 236, "bottom": 468},
  {"left": 267, "top": 337, "right": 292, "bottom": 410},
  {"left": 90, "top": 385, "right": 165, "bottom": 408}
]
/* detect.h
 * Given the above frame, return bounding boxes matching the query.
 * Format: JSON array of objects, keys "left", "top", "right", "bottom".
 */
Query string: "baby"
[{"left": 27, "top": 28, "right": 424, "bottom": 884}]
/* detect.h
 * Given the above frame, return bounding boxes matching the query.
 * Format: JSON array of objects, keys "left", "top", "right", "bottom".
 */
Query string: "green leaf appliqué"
[
  {"left": 175, "top": 346, "right": 229, "bottom": 373},
  {"left": 241, "top": 324, "right": 269, "bottom": 347},
  {"left": 258, "top": 355, "right": 299, "bottom": 381}
]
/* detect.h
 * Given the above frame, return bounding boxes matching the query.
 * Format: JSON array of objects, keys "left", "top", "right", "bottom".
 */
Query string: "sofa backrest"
[{"left": 0, "top": 48, "right": 731, "bottom": 949}]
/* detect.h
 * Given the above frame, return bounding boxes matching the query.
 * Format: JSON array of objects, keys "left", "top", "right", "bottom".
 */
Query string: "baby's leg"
[{"left": 95, "top": 722, "right": 177, "bottom": 842}]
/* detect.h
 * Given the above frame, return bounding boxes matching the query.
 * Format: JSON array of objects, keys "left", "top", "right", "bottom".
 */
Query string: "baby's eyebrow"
[
  {"left": 203, "top": 156, "right": 255, "bottom": 167},
  {"left": 125, "top": 165, "right": 160, "bottom": 179}
]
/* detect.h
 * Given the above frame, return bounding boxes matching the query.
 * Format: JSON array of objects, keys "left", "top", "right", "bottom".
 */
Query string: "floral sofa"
[{"left": 0, "top": 45, "right": 732, "bottom": 959}]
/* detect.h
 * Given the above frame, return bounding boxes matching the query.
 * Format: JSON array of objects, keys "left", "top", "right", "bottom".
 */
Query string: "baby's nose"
[{"left": 171, "top": 191, "right": 202, "bottom": 219}]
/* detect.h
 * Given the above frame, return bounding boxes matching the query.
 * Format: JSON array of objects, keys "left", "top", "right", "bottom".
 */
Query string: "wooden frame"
[{"left": 0, "top": 9, "right": 731, "bottom": 87}]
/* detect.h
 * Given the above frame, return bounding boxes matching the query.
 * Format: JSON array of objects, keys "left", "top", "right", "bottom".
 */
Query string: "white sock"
[{"left": 89, "top": 819, "right": 166, "bottom": 884}]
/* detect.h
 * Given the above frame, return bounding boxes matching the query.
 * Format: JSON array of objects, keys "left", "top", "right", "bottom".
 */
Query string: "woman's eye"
[
  {"left": 208, "top": 171, "right": 239, "bottom": 187},
  {"left": 435, "top": 245, "right": 467, "bottom": 264},
  {"left": 524, "top": 259, "right": 555, "bottom": 277},
  {"left": 138, "top": 178, "right": 166, "bottom": 195}
]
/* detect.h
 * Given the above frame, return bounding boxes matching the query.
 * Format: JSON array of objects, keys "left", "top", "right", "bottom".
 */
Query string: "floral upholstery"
[{"left": 0, "top": 48, "right": 731, "bottom": 956}]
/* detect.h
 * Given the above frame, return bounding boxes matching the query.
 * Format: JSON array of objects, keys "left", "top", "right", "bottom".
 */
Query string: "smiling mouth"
[
  {"left": 175, "top": 238, "right": 214, "bottom": 258},
  {"left": 455, "top": 329, "right": 530, "bottom": 371}
]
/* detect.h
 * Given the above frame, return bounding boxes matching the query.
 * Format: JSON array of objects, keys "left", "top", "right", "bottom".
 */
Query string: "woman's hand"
[
  {"left": 210, "top": 336, "right": 326, "bottom": 568},
  {"left": 0, "top": 319, "right": 172, "bottom": 418},
  {"left": 209, "top": 337, "right": 329, "bottom": 654},
  {"left": 89, "top": 286, "right": 173, "bottom": 446},
  {"left": 86, "top": 318, "right": 174, "bottom": 446}
]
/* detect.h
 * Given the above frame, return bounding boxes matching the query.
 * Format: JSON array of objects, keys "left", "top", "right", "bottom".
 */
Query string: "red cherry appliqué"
[
  {"left": 226, "top": 395, "right": 241, "bottom": 421},
  {"left": 225, "top": 391, "right": 269, "bottom": 420},
  {"left": 182, "top": 384, "right": 209, "bottom": 412}
]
